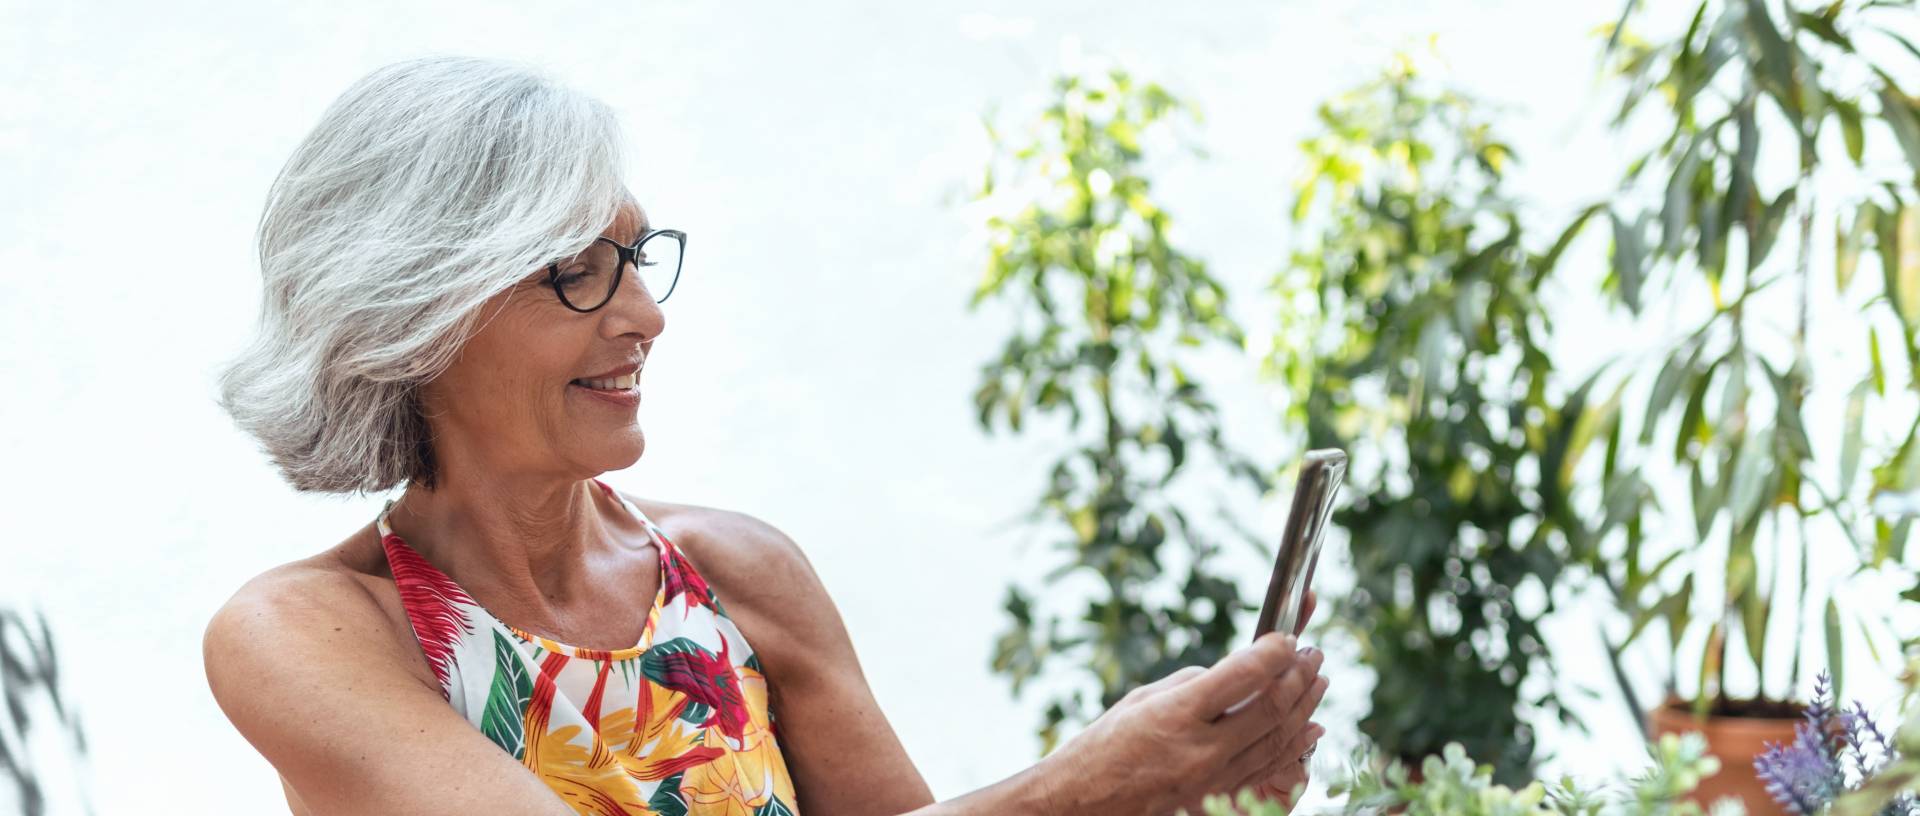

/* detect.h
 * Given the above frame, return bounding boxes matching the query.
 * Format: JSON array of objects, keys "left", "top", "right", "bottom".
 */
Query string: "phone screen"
[{"left": 1252, "top": 449, "right": 1346, "bottom": 642}]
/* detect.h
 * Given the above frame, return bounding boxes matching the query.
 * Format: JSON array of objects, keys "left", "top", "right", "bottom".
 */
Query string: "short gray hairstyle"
[{"left": 218, "top": 56, "right": 629, "bottom": 494}]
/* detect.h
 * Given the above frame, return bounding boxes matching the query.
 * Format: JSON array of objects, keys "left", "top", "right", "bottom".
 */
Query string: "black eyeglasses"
[{"left": 544, "top": 227, "right": 686, "bottom": 311}]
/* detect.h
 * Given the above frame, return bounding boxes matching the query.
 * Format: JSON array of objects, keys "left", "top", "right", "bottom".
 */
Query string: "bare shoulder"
[
  {"left": 201, "top": 531, "right": 575, "bottom": 816},
  {"left": 623, "top": 495, "right": 822, "bottom": 599},
  {"left": 202, "top": 530, "right": 436, "bottom": 704},
  {"left": 619, "top": 494, "right": 849, "bottom": 669}
]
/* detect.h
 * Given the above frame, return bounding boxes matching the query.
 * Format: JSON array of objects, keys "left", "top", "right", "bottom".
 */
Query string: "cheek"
[{"left": 450, "top": 306, "right": 579, "bottom": 423}]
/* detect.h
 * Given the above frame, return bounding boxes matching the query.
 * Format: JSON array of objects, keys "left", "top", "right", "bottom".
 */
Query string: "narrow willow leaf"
[
  {"left": 1879, "top": 86, "right": 1920, "bottom": 185},
  {"left": 1752, "top": 188, "right": 1798, "bottom": 269},
  {"left": 1837, "top": 203, "right": 1875, "bottom": 292},
  {"left": 1740, "top": 556, "right": 1769, "bottom": 675},
  {"left": 1870, "top": 325, "right": 1888, "bottom": 395},
  {"left": 1826, "top": 599, "right": 1845, "bottom": 699},
  {"left": 1840, "top": 382, "right": 1869, "bottom": 497},
  {"left": 1899, "top": 206, "right": 1920, "bottom": 323},
  {"left": 1835, "top": 97, "right": 1866, "bottom": 165},
  {"left": 1611, "top": 209, "right": 1645, "bottom": 312},
  {"left": 1643, "top": 343, "right": 1697, "bottom": 443},
  {"left": 1677, "top": 362, "right": 1717, "bottom": 461},
  {"left": 1664, "top": 136, "right": 1703, "bottom": 255}
]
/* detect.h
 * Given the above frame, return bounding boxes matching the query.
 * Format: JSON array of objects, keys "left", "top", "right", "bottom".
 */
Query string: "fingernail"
[{"left": 1299, "top": 646, "right": 1318, "bottom": 659}]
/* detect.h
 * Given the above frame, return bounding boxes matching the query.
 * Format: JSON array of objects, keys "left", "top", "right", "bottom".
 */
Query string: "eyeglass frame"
[{"left": 544, "top": 227, "right": 687, "bottom": 311}]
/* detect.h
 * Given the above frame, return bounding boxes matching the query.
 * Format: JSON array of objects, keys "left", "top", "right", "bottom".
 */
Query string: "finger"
[
  {"left": 1128, "top": 665, "right": 1205, "bottom": 703},
  {"left": 1177, "top": 632, "right": 1297, "bottom": 721},
  {"left": 1210, "top": 650, "right": 1321, "bottom": 749},
  {"left": 1281, "top": 669, "right": 1330, "bottom": 731},
  {"left": 1294, "top": 590, "right": 1317, "bottom": 635},
  {"left": 1236, "top": 721, "right": 1328, "bottom": 798},
  {"left": 1213, "top": 714, "right": 1320, "bottom": 798}
]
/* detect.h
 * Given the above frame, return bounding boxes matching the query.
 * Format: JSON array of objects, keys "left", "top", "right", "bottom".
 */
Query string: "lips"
[
  {"left": 572, "top": 371, "right": 638, "bottom": 390},
  {"left": 570, "top": 356, "right": 645, "bottom": 391}
]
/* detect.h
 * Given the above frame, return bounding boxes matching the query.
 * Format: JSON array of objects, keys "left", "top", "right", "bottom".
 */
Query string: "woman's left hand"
[{"left": 1247, "top": 590, "right": 1323, "bottom": 808}]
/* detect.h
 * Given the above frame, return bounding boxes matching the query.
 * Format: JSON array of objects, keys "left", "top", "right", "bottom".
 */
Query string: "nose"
[{"left": 601, "top": 260, "right": 666, "bottom": 339}]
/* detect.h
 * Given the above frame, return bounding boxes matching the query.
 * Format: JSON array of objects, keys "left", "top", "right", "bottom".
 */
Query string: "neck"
[{"left": 386, "top": 466, "right": 610, "bottom": 609}]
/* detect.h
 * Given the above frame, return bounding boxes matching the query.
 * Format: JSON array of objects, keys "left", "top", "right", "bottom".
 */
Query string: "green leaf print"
[
  {"left": 649, "top": 771, "right": 689, "bottom": 816},
  {"left": 755, "top": 794, "right": 796, "bottom": 816},
  {"left": 479, "top": 629, "right": 534, "bottom": 760},
  {"left": 744, "top": 653, "right": 762, "bottom": 673},
  {"left": 639, "top": 636, "right": 712, "bottom": 685},
  {"left": 679, "top": 700, "right": 712, "bottom": 725}
]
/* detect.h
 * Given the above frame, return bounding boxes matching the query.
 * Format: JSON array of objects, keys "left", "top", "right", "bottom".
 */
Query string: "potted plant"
[
  {"left": 1754, "top": 668, "right": 1917, "bottom": 815},
  {"left": 1270, "top": 51, "right": 1592, "bottom": 784},
  {"left": 1547, "top": 0, "right": 1920, "bottom": 809}
]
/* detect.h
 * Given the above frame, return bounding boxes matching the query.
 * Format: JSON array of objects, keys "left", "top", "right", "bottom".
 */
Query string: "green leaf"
[
  {"left": 1751, "top": 188, "right": 1798, "bottom": 269},
  {"left": 480, "top": 630, "right": 534, "bottom": 760},
  {"left": 1870, "top": 326, "right": 1888, "bottom": 395},
  {"left": 650, "top": 772, "right": 690, "bottom": 816},
  {"left": 1794, "top": 9, "right": 1853, "bottom": 52},
  {"left": 1897, "top": 207, "right": 1920, "bottom": 324},
  {"left": 1826, "top": 599, "right": 1845, "bottom": 700},
  {"left": 1545, "top": 203, "right": 1607, "bottom": 272},
  {"left": 1676, "top": 361, "right": 1718, "bottom": 461},
  {"left": 1663, "top": 136, "right": 1703, "bottom": 255},
  {"left": 1644, "top": 342, "right": 1699, "bottom": 444},
  {"left": 1879, "top": 86, "right": 1920, "bottom": 186},
  {"left": 1837, "top": 203, "right": 1877, "bottom": 292},
  {"left": 1742, "top": 0, "right": 1802, "bottom": 123},
  {"left": 1841, "top": 382, "right": 1870, "bottom": 497},
  {"left": 1834, "top": 97, "right": 1866, "bottom": 165},
  {"left": 1611, "top": 209, "right": 1645, "bottom": 312},
  {"left": 1667, "top": 575, "right": 1695, "bottom": 652}
]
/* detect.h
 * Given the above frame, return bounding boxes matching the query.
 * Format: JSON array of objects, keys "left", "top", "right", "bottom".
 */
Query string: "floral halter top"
[{"left": 375, "top": 479, "right": 801, "bottom": 815}]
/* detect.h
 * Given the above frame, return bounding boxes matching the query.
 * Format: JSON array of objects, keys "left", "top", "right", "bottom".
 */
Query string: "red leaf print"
[
  {"left": 640, "top": 637, "right": 748, "bottom": 741},
  {"left": 381, "top": 534, "right": 478, "bottom": 697},
  {"left": 656, "top": 534, "right": 716, "bottom": 615}
]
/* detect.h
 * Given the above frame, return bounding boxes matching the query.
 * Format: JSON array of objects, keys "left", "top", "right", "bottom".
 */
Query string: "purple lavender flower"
[{"left": 1754, "top": 671, "right": 1918, "bottom": 816}]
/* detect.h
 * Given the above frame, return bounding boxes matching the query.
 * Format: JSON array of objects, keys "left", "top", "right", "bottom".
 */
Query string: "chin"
[{"left": 581, "top": 429, "right": 645, "bottom": 473}]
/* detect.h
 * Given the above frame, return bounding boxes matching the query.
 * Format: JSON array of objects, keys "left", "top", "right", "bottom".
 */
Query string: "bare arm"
[
  {"left": 203, "top": 568, "right": 577, "bottom": 816},
  {"left": 680, "top": 510, "right": 939, "bottom": 814},
  {"left": 678, "top": 510, "right": 1323, "bottom": 816}
]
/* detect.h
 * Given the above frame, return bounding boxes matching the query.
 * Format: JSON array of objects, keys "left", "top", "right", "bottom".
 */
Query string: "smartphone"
[{"left": 1252, "top": 448, "right": 1346, "bottom": 642}]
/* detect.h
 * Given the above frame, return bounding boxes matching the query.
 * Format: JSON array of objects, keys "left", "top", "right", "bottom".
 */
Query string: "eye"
[{"left": 550, "top": 265, "right": 600, "bottom": 288}]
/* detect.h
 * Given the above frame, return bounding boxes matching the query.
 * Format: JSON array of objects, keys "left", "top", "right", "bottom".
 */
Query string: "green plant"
[
  {"left": 968, "top": 62, "right": 1273, "bottom": 752},
  {"left": 1185, "top": 734, "right": 1733, "bottom": 816},
  {"left": 0, "top": 606, "right": 92, "bottom": 816},
  {"left": 1561, "top": 0, "right": 1920, "bottom": 716},
  {"left": 1832, "top": 653, "right": 1920, "bottom": 815},
  {"left": 1268, "top": 52, "right": 1590, "bottom": 781}
]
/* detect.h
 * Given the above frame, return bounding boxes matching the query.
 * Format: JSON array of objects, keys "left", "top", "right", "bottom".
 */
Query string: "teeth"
[{"left": 573, "top": 371, "right": 640, "bottom": 390}]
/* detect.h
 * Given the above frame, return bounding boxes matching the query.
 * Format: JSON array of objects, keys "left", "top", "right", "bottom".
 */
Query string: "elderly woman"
[{"left": 202, "top": 56, "right": 1328, "bottom": 816}]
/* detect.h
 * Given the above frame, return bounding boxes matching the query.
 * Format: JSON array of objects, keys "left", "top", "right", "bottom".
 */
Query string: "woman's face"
[{"left": 419, "top": 200, "right": 665, "bottom": 483}]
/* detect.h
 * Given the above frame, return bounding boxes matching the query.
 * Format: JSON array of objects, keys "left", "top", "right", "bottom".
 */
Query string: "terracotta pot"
[{"left": 1647, "top": 699, "right": 1801, "bottom": 815}]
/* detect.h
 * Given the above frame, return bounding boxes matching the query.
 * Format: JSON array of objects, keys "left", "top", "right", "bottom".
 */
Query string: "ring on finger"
[{"left": 1299, "top": 743, "right": 1317, "bottom": 764}]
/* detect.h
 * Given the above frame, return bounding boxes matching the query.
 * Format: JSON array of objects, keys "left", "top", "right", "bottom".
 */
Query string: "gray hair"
[{"left": 218, "top": 56, "right": 629, "bottom": 494}]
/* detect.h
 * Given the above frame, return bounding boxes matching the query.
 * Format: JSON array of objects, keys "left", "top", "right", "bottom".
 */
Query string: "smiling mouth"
[{"left": 571, "top": 372, "right": 639, "bottom": 391}]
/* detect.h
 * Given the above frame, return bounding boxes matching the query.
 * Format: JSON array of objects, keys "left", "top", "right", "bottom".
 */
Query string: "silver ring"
[{"left": 1299, "top": 744, "right": 1317, "bottom": 763}]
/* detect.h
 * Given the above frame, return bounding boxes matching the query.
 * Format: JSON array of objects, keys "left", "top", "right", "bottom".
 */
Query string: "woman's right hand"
[{"left": 1039, "top": 632, "right": 1329, "bottom": 816}]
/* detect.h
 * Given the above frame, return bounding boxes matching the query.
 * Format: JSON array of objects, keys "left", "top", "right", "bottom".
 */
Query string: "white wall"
[{"left": 2, "top": 1, "right": 1903, "bottom": 813}]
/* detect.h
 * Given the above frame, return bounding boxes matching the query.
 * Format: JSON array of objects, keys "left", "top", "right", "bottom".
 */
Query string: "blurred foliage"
[
  {"left": 1, "top": 607, "right": 91, "bottom": 816},
  {"left": 1563, "top": 0, "right": 1920, "bottom": 714},
  {"left": 1268, "top": 53, "right": 1591, "bottom": 781},
  {"left": 967, "top": 65, "right": 1274, "bottom": 752},
  {"left": 1831, "top": 652, "right": 1920, "bottom": 815},
  {"left": 1187, "top": 735, "right": 1730, "bottom": 816}
]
